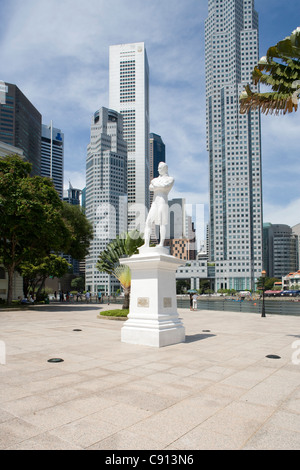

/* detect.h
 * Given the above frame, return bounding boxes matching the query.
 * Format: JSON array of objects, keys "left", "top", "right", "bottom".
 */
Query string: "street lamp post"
[{"left": 261, "top": 270, "right": 266, "bottom": 317}]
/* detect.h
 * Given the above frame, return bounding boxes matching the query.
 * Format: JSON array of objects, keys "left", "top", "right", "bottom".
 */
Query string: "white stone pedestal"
[{"left": 120, "top": 246, "right": 185, "bottom": 347}]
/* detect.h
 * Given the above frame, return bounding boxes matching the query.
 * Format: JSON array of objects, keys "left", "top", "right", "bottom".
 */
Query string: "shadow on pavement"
[
  {"left": 17, "top": 303, "right": 104, "bottom": 313},
  {"left": 185, "top": 333, "right": 216, "bottom": 343}
]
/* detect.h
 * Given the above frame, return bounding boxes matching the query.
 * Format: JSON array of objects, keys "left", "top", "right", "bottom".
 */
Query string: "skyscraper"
[
  {"left": 165, "top": 198, "right": 197, "bottom": 261},
  {"left": 109, "top": 42, "right": 150, "bottom": 230},
  {"left": 0, "top": 141, "right": 24, "bottom": 158},
  {"left": 149, "top": 133, "right": 165, "bottom": 210},
  {"left": 0, "top": 81, "right": 41, "bottom": 175},
  {"left": 205, "top": 0, "right": 262, "bottom": 291},
  {"left": 63, "top": 182, "right": 82, "bottom": 276},
  {"left": 149, "top": 133, "right": 165, "bottom": 180},
  {"left": 292, "top": 223, "right": 300, "bottom": 270},
  {"left": 63, "top": 181, "right": 81, "bottom": 206},
  {"left": 263, "top": 223, "right": 298, "bottom": 278},
  {"left": 85, "top": 107, "right": 127, "bottom": 295},
  {"left": 41, "top": 122, "right": 64, "bottom": 199}
]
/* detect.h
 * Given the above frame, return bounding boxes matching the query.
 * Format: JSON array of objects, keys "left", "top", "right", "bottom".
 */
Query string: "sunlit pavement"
[{"left": 0, "top": 302, "right": 299, "bottom": 450}]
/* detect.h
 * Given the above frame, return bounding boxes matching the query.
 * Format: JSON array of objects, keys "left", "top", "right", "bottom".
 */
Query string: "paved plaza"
[{"left": 0, "top": 302, "right": 299, "bottom": 450}]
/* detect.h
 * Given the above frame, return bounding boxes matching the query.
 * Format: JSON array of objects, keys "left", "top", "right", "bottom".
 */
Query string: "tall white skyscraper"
[
  {"left": 41, "top": 122, "right": 64, "bottom": 199},
  {"left": 205, "top": 0, "right": 262, "bottom": 291},
  {"left": 85, "top": 108, "right": 127, "bottom": 295},
  {"left": 109, "top": 42, "right": 150, "bottom": 231}
]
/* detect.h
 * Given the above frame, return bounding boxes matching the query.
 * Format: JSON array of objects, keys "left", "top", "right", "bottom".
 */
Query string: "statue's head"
[{"left": 158, "top": 162, "right": 168, "bottom": 175}]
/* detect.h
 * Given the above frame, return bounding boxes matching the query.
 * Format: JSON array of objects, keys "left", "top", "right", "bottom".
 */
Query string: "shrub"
[{"left": 100, "top": 309, "right": 128, "bottom": 317}]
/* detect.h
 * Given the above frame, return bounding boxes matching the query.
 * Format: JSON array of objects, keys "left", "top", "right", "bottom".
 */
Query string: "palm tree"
[
  {"left": 240, "top": 27, "right": 300, "bottom": 115},
  {"left": 96, "top": 230, "right": 144, "bottom": 309}
]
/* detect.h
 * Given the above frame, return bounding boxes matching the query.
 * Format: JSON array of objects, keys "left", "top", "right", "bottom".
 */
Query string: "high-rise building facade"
[
  {"left": 263, "top": 223, "right": 299, "bottom": 278},
  {"left": 85, "top": 107, "right": 127, "bottom": 295},
  {"left": 292, "top": 223, "right": 300, "bottom": 269},
  {"left": 41, "top": 122, "right": 64, "bottom": 198},
  {"left": 62, "top": 182, "right": 82, "bottom": 276},
  {"left": 149, "top": 133, "right": 165, "bottom": 180},
  {"left": 149, "top": 133, "right": 166, "bottom": 210},
  {"left": 292, "top": 224, "right": 300, "bottom": 269},
  {"left": 164, "top": 198, "right": 197, "bottom": 261},
  {"left": 205, "top": 0, "right": 262, "bottom": 291},
  {"left": 63, "top": 181, "right": 81, "bottom": 206},
  {"left": 0, "top": 81, "right": 41, "bottom": 175},
  {"left": 109, "top": 42, "right": 150, "bottom": 230},
  {"left": 0, "top": 141, "right": 24, "bottom": 158}
]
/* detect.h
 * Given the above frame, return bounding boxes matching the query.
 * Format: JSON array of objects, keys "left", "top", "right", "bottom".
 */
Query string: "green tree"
[
  {"left": 61, "top": 202, "right": 93, "bottom": 261},
  {"left": 0, "top": 156, "right": 70, "bottom": 303},
  {"left": 199, "top": 279, "right": 211, "bottom": 294},
  {"left": 240, "top": 27, "right": 300, "bottom": 115},
  {"left": 176, "top": 279, "right": 190, "bottom": 294},
  {"left": 0, "top": 155, "right": 92, "bottom": 304},
  {"left": 19, "top": 254, "right": 71, "bottom": 300},
  {"left": 264, "top": 277, "right": 281, "bottom": 290},
  {"left": 256, "top": 276, "right": 281, "bottom": 291},
  {"left": 18, "top": 203, "right": 92, "bottom": 300},
  {"left": 71, "top": 276, "right": 85, "bottom": 292},
  {"left": 96, "top": 230, "right": 144, "bottom": 309}
]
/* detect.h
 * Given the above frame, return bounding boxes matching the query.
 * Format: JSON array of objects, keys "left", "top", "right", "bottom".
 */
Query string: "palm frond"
[
  {"left": 240, "top": 27, "right": 300, "bottom": 115},
  {"left": 96, "top": 230, "right": 144, "bottom": 286},
  {"left": 113, "top": 265, "right": 131, "bottom": 289}
]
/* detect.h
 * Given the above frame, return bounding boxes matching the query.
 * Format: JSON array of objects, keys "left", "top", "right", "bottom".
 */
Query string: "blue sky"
[{"left": 0, "top": 0, "right": 299, "bottom": 233}]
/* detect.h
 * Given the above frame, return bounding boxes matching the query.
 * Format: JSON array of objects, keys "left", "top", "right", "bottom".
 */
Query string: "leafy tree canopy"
[
  {"left": 19, "top": 254, "right": 71, "bottom": 299},
  {"left": 61, "top": 201, "right": 93, "bottom": 261},
  {"left": 256, "top": 276, "right": 281, "bottom": 291},
  {"left": 0, "top": 155, "right": 68, "bottom": 264},
  {"left": 0, "top": 155, "right": 92, "bottom": 303},
  {"left": 71, "top": 276, "right": 85, "bottom": 292}
]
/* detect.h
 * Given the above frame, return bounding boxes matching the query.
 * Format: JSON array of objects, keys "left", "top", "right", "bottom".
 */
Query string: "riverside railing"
[
  {"left": 176, "top": 298, "right": 300, "bottom": 316},
  {"left": 101, "top": 296, "right": 300, "bottom": 316}
]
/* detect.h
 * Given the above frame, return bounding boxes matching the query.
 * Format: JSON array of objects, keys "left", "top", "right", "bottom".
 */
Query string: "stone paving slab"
[{"left": 0, "top": 303, "right": 299, "bottom": 450}]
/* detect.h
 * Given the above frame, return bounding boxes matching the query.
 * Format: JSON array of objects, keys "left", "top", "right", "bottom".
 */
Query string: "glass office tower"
[
  {"left": 263, "top": 223, "right": 298, "bottom": 278},
  {"left": 149, "top": 132, "right": 165, "bottom": 209},
  {"left": 109, "top": 42, "right": 150, "bottom": 231},
  {"left": 0, "top": 81, "right": 41, "bottom": 175},
  {"left": 205, "top": 0, "right": 262, "bottom": 291},
  {"left": 85, "top": 107, "right": 127, "bottom": 295},
  {"left": 41, "top": 122, "right": 64, "bottom": 199},
  {"left": 149, "top": 133, "right": 165, "bottom": 179}
]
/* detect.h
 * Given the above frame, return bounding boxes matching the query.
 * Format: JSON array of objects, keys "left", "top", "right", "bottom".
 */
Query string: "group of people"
[
  {"left": 84, "top": 291, "right": 104, "bottom": 303},
  {"left": 19, "top": 290, "right": 105, "bottom": 305},
  {"left": 54, "top": 291, "right": 71, "bottom": 302},
  {"left": 19, "top": 295, "right": 34, "bottom": 305},
  {"left": 53, "top": 290, "right": 104, "bottom": 303}
]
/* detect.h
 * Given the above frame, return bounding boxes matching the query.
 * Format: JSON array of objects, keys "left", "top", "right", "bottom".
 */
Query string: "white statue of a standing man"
[{"left": 143, "top": 162, "right": 174, "bottom": 247}]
